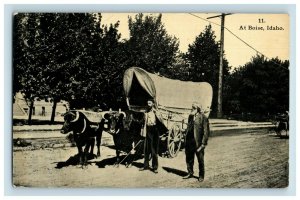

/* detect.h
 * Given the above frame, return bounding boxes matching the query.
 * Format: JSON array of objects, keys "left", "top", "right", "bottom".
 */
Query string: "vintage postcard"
[{"left": 12, "top": 13, "right": 289, "bottom": 188}]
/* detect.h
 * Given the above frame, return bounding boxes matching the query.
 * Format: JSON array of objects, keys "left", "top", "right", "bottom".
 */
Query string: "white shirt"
[{"left": 146, "top": 110, "right": 156, "bottom": 126}]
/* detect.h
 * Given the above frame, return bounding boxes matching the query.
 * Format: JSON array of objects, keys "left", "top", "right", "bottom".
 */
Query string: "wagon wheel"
[
  {"left": 279, "top": 122, "right": 289, "bottom": 137},
  {"left": 279, "top": 129, "right": 288, "bottom": 137},
  {"left": 167, "top": 123, "right": 183, "bottom": 158},
  {"left": 277, "top": 122, "right": 289, "bottom": 137}
]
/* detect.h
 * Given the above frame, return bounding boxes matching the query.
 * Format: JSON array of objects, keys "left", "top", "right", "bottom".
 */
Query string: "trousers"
[
  {"left": 143, "top": 126, "right": 159, "bottom": 170},
  {"left": 185, "top": 124, "right": 205, "bottom": 178},
  {"left": 185, "top": 145, "right": 205, "bottom": 178}
]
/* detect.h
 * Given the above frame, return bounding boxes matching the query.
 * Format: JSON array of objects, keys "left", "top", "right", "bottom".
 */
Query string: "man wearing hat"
[
  {"left": 139, "top": 99, "right": 168, "bottom": 173},
  {"left": 183, "top": 103, "right": 210, "bottom": 182}
]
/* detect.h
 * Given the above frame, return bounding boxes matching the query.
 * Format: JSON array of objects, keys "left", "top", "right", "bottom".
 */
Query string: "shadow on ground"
[
  {"left": 94, "top": 154, "right": 144, "bottom": 168},
  {"left": 162, "top": 166, "right": 188, "bottom": 177},
  {"left": 54, "top": 153, "right": 96, "bottom": 169}
]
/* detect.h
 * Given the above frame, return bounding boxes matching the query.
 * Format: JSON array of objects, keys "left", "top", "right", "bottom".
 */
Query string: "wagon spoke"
[
  {"left": 170, "top": 142, "right": 175, "bottom": 153},
  {"left": 167, "top": 123, "right": 183, "bottom": 157},
  {"left": 168, "top": 140, "right": 174, "bottom": 149},
  {"left": 169, "top": 141, "right": 174, "bottom": 151},
  {"left": 170, "top": 131, "right": 175, "bottom": 138},
  {"left": 173, "top": 143, "right": 176, "bottom": 153}
]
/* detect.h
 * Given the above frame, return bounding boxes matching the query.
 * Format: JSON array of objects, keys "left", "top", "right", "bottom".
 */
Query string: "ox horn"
[
  {"left": 118, "top": 109, "right": 126, "bottom": 118},
  {"left": 70, "top": 111, "right": 79, "bottom": 122}
]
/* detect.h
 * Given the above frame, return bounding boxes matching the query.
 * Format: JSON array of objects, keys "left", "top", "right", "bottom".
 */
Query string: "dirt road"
[{"left": 13, "top": 129, "right": 289, "bottom": 188}]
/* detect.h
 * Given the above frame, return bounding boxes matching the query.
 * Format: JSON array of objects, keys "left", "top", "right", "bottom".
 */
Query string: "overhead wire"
[
  {"left": 188, "top": 13, "right": 289, "bottom": 71},
  {"left": 15, "top": 13, "right": 289, "bottom": 71}
]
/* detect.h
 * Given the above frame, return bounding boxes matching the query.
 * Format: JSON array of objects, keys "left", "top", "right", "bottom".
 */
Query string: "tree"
[
  {"left": 185, "top": 25, "right": 230, "bottom": 116},
  {"left": 126, "top": 13, "right": 179, "bottom": 73},
  {"left": 66, "top": 18, "right": 126, "bottom": 110},
  {"left": 14, "top": 13, "right": 95, "bottom": 123},
  {"left": 41, "top": 13, "right": 125, "bottom": 113},
  {"left": 160, "top": 52, "right": 191, "bottom": 81},
  {"left": 226, "top": 55, "right": 289, "bottom": 118},
  {"left": 13, "top": 13, "right": 48, "bottom": 124},
  {"left": 13, "top": 13, "right": 125, "bottom": 123}
]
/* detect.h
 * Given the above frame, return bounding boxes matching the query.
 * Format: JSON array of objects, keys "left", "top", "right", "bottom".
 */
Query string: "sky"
[{"left": 101, "top": 13, "right": 289, "bottom": 69}]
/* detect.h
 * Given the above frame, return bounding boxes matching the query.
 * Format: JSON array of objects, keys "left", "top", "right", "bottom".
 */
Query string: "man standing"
[
  {"left": 183, "top": 103, "right": 210, "bottom": 182},
  {"left": 139, "top": 99, "right": 167, "bottom": 173}
]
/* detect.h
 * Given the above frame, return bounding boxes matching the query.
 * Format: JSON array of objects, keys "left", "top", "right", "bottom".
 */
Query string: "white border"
[{"left": 1, "top": 1, "right": 298, "bottom": 198}]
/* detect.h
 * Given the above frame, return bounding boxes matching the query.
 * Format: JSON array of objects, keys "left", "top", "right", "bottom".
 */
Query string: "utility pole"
[{"left": 207, "top": 13, "right": 231, "bottom": 118}]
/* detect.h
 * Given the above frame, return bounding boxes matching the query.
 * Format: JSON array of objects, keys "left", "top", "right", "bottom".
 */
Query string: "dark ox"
[
  {"left": 104, "top": 111, "right": 144, "bottom": 165},
  {"left": 61, "top": 110, "right": 105, "bottom": 165}
]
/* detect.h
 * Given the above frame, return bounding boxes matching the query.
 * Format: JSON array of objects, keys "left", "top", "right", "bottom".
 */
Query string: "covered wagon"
[{"left": 123, "top": 67, "right": 213, "bottom": 157}]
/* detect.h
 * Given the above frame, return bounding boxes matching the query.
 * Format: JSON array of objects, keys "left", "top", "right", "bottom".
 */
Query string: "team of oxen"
[{"left": 60, "top": 110, "right": 145, "bottom": 166}]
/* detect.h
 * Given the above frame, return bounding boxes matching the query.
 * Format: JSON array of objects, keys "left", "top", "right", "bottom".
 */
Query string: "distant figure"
[
  {"left": 41, "top": 106, "right": 46, "bottom": 116},
  {"left": 139, "top": 99, "right": 168, "bottom": 174},
  {"left": 183, "top": 103, "right": 210, "bottom": 182}
]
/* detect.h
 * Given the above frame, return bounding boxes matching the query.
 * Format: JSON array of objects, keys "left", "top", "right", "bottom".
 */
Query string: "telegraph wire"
[
  {"left": 188, "top": 13, "right": 289, "bottom": 71},
  {"left": 188, "top": 13, "right": 221, "bottom": 26},
  {"left": 224, "top": 27, "right": 289, "bottom": 71}
]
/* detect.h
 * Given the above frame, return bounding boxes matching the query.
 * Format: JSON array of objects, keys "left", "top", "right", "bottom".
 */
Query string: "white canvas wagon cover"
[{"left": 123, "top": 67, "right": 213, "bottom": 117}]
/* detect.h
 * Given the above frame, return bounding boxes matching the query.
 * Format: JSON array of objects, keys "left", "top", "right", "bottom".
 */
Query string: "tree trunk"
[
  {"left": 50, "top": 100, "right": 57, "bottom": 124},
  {"left": 28, "top": 100, "right": 34, "bottom": 125}
]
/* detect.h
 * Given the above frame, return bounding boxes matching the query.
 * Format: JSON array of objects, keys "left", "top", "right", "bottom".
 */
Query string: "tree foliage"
[
  {"left": 13, "top": 13, "right": 125, "bottom": 123},
  {"left": 13, "top": 13, "right": 46, "bottom": 100},
  {"left": 126, "top": 13, "right": 179, "bottom": 73},
  {"left": 226, "top": 55, "right": 289, "bottom": 116},
  {"left": 158, "top": 52, "right": 191, "bottom": 81},
  {"left": 13, "top": 13, "right": 50, "bottom": 123},
  {"left": 184, "top": 25, "right": 230, "bottom": 115},
  {"left": 13, "top": 13, "right": 289, "bottom": 123}
]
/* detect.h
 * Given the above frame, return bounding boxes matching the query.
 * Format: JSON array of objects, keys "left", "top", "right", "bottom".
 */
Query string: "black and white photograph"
[{"left": 12, "top": 12, "right": 289, "bottom": 188}]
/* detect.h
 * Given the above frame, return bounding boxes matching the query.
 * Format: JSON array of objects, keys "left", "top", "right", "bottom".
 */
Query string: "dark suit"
[
  {"left": 143, "top": 108, "right": 168, "bottom": 170},
  {"left": 185, "top": 112, "right": 210, "bottom": 179}
]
